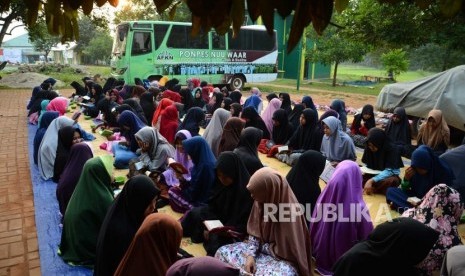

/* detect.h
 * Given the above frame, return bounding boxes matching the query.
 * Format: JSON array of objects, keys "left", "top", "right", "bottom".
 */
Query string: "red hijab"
[
  {"left": 162, "top": 90, "right": 182, "bottom": 103},
  {"left": 152, "top": 98, "right": 174, "bottom": 127},
  {"left": 159, "top": 105, "right": 179, "bottom": 143}
]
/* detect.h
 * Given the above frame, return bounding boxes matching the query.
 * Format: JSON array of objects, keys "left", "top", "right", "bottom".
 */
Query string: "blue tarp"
[{"left": 27, "top": 124, "right": 92, "bottom": 276}]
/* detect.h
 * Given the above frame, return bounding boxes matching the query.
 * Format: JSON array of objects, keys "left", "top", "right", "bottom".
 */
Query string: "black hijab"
[
  {"left": 241, "top": 106, "right": 270, "bottom": 139},
  {"left": 179, "top": 88, "right": 194, "bottom": 112},
  {"left": 229, "top": 91, "right": 242, "bottom": 104},
  {"left": 91, "top": 83, "right": 104, "bottom": 103},
  {"left": 230, "top": 103, "right": 242, "bottom": 117},
  {"left": 279, "top": 92, "right": 292, "bottom": 115},
  {"left": 53, "top": 126, "right": 80, "bottom": 182},
  {"left": 286, "top": 150, "right": 326, "bottom": 213},
  {"left": 97, "top": 98, "right": 119, "bottom": 127},
  {"left": 333, "top": 217, "right": 440, "bottom": 276},
  {"left": 95, "top": 175, "right": 160, "bottom": 276},
  {"left": 209, "top": 152, "right": 253, "bottom": 232},
  {"left": 222, "top": 97, "right": 232, "bottom": 111},
  {"left": 28, "top": 90, "right": 59, "bottom": 116},
  {"left": 287, "top": 108, "right": 323, "bottom": 151},
  {"left": 266, "top": 93, "right": 278, "bottom": 102},
  {"left": 207, "top": 92, "right": 223, "bottom": 115},
  {"left": 352, "top": 104, "right": 376, "bottom": 134},
  {"left": 288, "top": 103, "right": 304, "bottom": 130},
  {"left": 140, "top": 92, "right": 155, "bottom": 124},
  {"left": 385, "top": 106, "right": 411, "bottom": 146},
  {"left": 192, "top": 88, "right": 206, "bottom": 108},
  {"left": 178, "top": 107, "right": 205, "bottom": 136},
  {"left": 272, "top": 109, "right": 294, "bottom": 145},
  {"left": 362, "top": 128, "right": 404, "bottom": 171},
  {"left": 233, "top": 127, "right": 264, "bottom": 176},
  {"left": 122, "top": 98, "right": 148, "bottom": 125}
]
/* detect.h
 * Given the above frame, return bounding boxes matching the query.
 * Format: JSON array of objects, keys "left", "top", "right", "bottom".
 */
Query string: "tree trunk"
[
  {"left": 0, "top": 13, "right": 17, "bottom": 48},
  {"left": 442, "top": 47, "right": 452, "bottom": 71},
  {"left": 332, "top": 61, "right": 339, "bottom": 87}
]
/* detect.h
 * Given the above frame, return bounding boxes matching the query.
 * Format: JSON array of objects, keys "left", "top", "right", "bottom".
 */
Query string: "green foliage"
[
  {"left": 84, "top": 33, "right": 113, "bottom": 64},
  {"left": 380, "top": 49, "right": 409, "bottom": 79},
  {"left": 113, "top": 0, "right": 190, "bottom": 25},
  {"left": 306, "top": 25, "right": 368, "bottom": 86},
  {"left": 27, "top": 21, "right": 61, "bottom": 61},
  {"left": 0, "top": 0, "right": 27, "bottom": 47}
]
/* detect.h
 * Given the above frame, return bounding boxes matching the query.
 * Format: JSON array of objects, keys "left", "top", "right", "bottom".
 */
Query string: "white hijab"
[
  {"left": 38, "top": 116, "right": 75, "bottom": 180},
  {"left": 202, "top": 108, "right": 231, "bottom": 157}
]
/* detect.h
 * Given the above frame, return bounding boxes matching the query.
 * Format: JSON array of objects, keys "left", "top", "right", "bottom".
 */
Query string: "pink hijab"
[
  {"left": 46, "top": 97, "right": 68, "bottom": 116},
  {"left": 261, "top": 98, "right": 282, "bottom": 135}
]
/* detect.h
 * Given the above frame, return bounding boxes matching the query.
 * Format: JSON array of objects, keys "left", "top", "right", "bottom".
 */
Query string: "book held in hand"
[
  {"left": 278, "top": 145, "right": 290, "bottom": 154},
  {"left": 168, "top": 158, "right": 188, "bottom": 174},
  {"left": 407, "top": 197, "right": 422, "bottom": 206},
  {"left": 360, "top": 166, "right": 383, "bottom": 175},
  {"left": 320, "top": 161, "right": 336, "bottom": 183}
]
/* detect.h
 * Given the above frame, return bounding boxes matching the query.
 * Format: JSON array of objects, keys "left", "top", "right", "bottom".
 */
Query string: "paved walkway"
[{"left": 0, "top": 90, "right": 40, "bottom": 276}]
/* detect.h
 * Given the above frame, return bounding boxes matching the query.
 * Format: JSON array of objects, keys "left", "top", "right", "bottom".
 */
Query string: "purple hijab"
[
  {"left": 56, "top": 143, "right": 94, "bottom": 215},
  {"left": 310, "top": 160, "right": 374, "bottom": 275},
  {"left": 261, "top": 98, "right": 282, "bottom": 135},
  {"left": 162, "top": 130, "right": 194, "bottom": 186}
]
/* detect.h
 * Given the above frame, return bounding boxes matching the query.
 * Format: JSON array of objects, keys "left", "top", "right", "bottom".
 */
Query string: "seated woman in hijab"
[
  {"left": 34, "top": 111, "right": 59, "bottom": 165},
  {"left": 288, "top": 103, "right": 304, "bottom": 130},
  {"left": 114, "top": 213, "right": 182, "bottom": 276},
  {"left": 129, "top": 126, "right": 175, "bottom": 197},
  {"left": 301, "top": 95, "right": 316, "bottom": 110},
  {"left": 159, "top": 105, "right": 179, "bottom": 144},
  {"left": 94, "top": 176, "right": 160, "bottom": 276},
  {"left": 83, "top": 83, "right": 104, "bottom": 118},
  {"left": 270, "top": 109, "right": 294, "bottom": 146},
  {"left": 179, "top": 88, "right": 194, "bottom": 117},
  {"left": 36, "top": 99, "right": 50, "bottom": 128},
  {"left": 97, "top": 90, "right": 120, "bottom": 128},
  {"left": 278, "top": 92, "right": 292, "bottom": 115},
  {"left": 56, "top": 143, "right": 93, "bottom": 216},
  {"left": 320, "top": 116, "right": 356, "bottom": 165},
  {"left": 28, "top": 89, "right": 58, "bottom": 122},
  {"left": 286, "top": 150, "right": 326, "bottom": 214},
  {"left": 167, "top": 256, "right": 240, "bottom": 276},
  {"left": 241, "top": 106, "right": 270, "bottom": 139},
  {"left": 152, "top": 98, "right": 174, "bottom": 128},
  {"left": 349, "top": 104, "right": 376, "bottom": 147},
  {"left": 318, "top": 109, "right": 339, "bottom": 136},
  {"left": 440, "top": 141, "right": 465, "bottom": 203},
  {"left": 229, "top": 103, "right": 242, "bottom": 117},
  {"left": 333, "top": 217, "right": 440, "bottom": 276},
  {"left": 221, "top": 97, "right": 232, "bottom": 112},
  {"left": 330, "top": 99, "right": 348, "bottom": 131},
  {"left": 279, "top": 108, "right": 322, "bottom": 166},
  {"left": 266, "top": 92, "right": 278, "bottom": 102},
  {"left": 182, "top": 152, "right": 253, "bottom": 256},
  {"left": 113, "top": 110, "right": 146, "bottom": 169},
  {"left": 46, "top": 96, "right": 69, "bottom": 116},
  {"left": 386, "top": 145, "right": 454, "bottom": 210},
  {"left": 233, "top": 127, "right": 264, "bottom": 176},
  {"left": 203, "top": 108, "right": 231, "bottom": 157},
  {"left": 206, "top": 91, "right": 223, "bottom": 116},
  {"left": 38, "top": 116, "right": 76, "bottom": 180},
  {"left": 243, "top": 87, "right": 263, "bottom": 114},
  {"left": 59, "top": 155, "right": 115, "bottom": 267},
  {"left": 192, "top": 87, "right": 206, "bottom": 109},
  {"left": 52, "top": 126, "right": 83, "bottom": 182},
  {"left": 402, "top": 184, "right": 463, "bottom": 275},
  {"left": 215, "top": 167, "right": 313, "bottom": 276},
  {"left": 139, "top": 91, "right": 156, "bottom": 124},
  {"left": 362, "top": 128, "right": 404, "bottom": 195},
  {"left": 261, "top": 98, "right": 282, "bottom": 136},
  {"left": 158, "top": 130, "right": 194, "bottom": 207},
  {"left": 168, "top": 137, "right": 216, "bottom": 213},
  {"left": 229, "top": 90, "right": 242, "bottom": 104},
  {"left": 177, "top": 107, "right": 205, "bottom": 137},
  {"left": 385, "top": 106, "right": 414, "bottom": 158},
  {"left": 122, "top": 98, "right": 148, "bottom": 125},
  {"left": 218, "top": 117, "right": 245, "bottom": 155},
  {"left": 130, "top": 85, "right": 146, "bottom": 101},
  {"left": 417, "top": 109, "right": 450, "bottom": 156},
  {"left": 311, "top": 160, "right": 374, "bottom": 275}
]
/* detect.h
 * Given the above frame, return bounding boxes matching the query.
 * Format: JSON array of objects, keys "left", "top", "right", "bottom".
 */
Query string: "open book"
[
  {"left": 278, "top": 145, "right": 291, "bottom": 155},
  {"left": 320, "top": 161, "right": 336, "bottom": 183},
  {"left": 203, "top": 220, "right": 236, "bottom": 234},
  {"left": 168, "top": 158, "right": 188, "bottom": 174}
]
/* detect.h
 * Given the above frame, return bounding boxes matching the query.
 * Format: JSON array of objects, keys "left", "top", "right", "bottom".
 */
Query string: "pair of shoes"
[{"left": 156, "top": 198, "right": 169, "bottom": 209}]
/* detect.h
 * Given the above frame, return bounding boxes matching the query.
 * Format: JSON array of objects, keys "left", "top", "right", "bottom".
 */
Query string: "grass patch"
[{"left": 249, "top": 64, "right": 438, "bottom": 97}]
